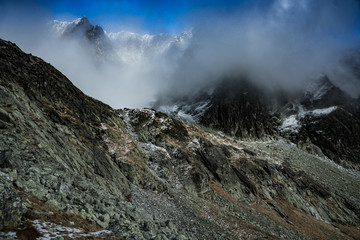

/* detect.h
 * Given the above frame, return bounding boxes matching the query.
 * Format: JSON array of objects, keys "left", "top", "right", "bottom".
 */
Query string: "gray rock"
[
  {"left": 0, "top": 176, "right": 26, "bottom": 230},
  {"left": 0, "top": 151, "right": 12, "bottom": 168}
]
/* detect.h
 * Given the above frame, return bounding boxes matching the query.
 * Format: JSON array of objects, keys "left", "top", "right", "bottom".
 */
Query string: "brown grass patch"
[
  {"left": 209, "top": 179, "right": 239, "bottom": 206},
  {"left": 333, "top": 223, "right": 360, "bottom": 240},
  {"left": 251, "top": 200, "right": 356, "bottom": 240},
  {"left": 0, "top": 106, "right": 13, "bottom": 112}
]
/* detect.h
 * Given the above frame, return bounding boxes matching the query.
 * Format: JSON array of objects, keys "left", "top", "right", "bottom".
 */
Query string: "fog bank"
[{"left": 0, "top": 0, "right": 359, "bottom": 108}]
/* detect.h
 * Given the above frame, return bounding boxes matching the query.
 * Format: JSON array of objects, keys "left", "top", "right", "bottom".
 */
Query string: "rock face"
[
  {"left": 279, "top": 76, "right": 360, "bottom": 170},
  {"left": 200, "top": 79, "right": 278, "bottom": 139},
  {"left": 1, "top": 38, "right": 360, "bottom": 239},
  {"left": 0, "top": 175, "right": 27, "bottom": 230}
]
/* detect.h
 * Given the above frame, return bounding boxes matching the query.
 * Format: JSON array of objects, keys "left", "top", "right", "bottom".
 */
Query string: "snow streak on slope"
[{"left": 280, "top": 104, "right": 338, "bottom": 133}]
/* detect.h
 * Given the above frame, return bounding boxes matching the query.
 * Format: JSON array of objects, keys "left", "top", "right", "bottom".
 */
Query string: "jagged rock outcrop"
[
  {"left": 1, "top": 38, "right": 360, "bottom": 239},
  {"left": 200, "top": 78, "right": 278, "bottom": 139}
]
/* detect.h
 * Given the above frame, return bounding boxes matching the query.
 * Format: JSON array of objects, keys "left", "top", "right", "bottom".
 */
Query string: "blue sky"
[
  {"left": 1, "top": 0, "right": 359, "bottom": 34},
  {"left": 2, "top": 0, "right": 248, "bottom": 33}
]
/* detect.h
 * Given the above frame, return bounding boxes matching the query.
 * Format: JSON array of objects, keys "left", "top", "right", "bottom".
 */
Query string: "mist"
[
  {"left": 167, "top": 0, "right": 360, "bottom": 97},
  {"left": 0, "top": 0, "right": 359, "bottom": 108}
]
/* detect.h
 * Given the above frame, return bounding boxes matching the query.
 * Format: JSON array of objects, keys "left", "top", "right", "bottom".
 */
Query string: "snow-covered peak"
[
  {"left": 51, "top": 17, "right": 193, "bottom": 63},
  {"left": 51, "top": 16, "right": 92, "bottom": 36},
  {"left": 107, "top": 29, "right": 192, "bottom": 52},
  {"left": 51, "top": 20, "right": 72, "bottom": 35},
  {"left": 73, "top": 16, "right": 90, "bottom": 25},
  {"left": 106, "top": 29, "right": 193, "bottom": 63}
]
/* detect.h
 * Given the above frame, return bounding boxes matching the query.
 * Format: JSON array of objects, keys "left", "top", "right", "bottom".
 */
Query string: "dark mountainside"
[
  {"left": 200, "top": 79, "right": 278, "bottom": 139},
  {"left": 1, "top": 38, "right": 360, "bottom": 240},
  {"left": 156, "top": 75, "right": 360, "bottom": 171}
]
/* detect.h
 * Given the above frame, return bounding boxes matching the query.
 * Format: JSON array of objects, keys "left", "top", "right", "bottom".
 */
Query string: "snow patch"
[
  {"left": 280, "top": 115, "right": 300, "bottom": 133},
  {"left": 140, "top": 108, "right": 156, "bottom": 127},
  {"left": 157, "top": 99, "right": 211, "bottom": 123},
  {"left": 51, "top": 20, "right": 72, "bottom": 35},
  {"left": 33, "top": 220, "right": 113, "bottom": 239},
  {"left": 280, "top": 104, "right": 337, "bottom": 133},
  {"left": 100, "top": 123, "right": 108, "bottom": 130},
  {"left": 309, "top": 106, "right": 337, "bottom": 116}
]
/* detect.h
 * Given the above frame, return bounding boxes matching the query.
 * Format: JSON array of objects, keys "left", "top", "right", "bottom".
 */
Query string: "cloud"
[
  {"left": 0, "top": 0, "right": 359, "bottom": 109},
  {"left": 164, "top": 0, "right": 360, "bottom": 97}
]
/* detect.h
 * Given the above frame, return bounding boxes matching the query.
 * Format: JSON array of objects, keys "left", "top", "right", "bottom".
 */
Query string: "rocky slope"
[{"left": 0, "top": 38, "right": 360, "bottom": 240}]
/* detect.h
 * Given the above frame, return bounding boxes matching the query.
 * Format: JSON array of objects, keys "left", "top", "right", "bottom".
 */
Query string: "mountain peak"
[
  {"left": 73, "top": 16, "right": 90, "bottom": 25},
  {"left": 301, "top": 75, "right": 350, "bottom": 109}
]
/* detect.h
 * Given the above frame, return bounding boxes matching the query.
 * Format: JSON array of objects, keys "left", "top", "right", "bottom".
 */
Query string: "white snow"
[
  {"left": 140, "top": 108, "right": 156, "bottom": 127},
  {"left": 309, "top": 106, "right": 337, "bottom": 116},
  {"left": 33, "top": 219, "right": 112, "bottom": 239},
  {"left": 280, "top": 103, "right": 338, "bottom": 133},
  {"left": 73, "top": 17, "right": 83, "bottom": 25},
  {"left": 51, "top": 17, "right": 89, "bottom": 36},
  {"left": 157, "top": 99, "right": 211, "bottom": 123},
  {"left": 51, "top": 20, "right": 72, "bottom": 35},
  {"left": 280, "top": 115, "right": 300, "bottom": 133},
  {"left": 100, "top": 123, "right": 108, "bottom": 130},
  {"left": 106, "top": 29, "right": 192, "bottom": 63}
]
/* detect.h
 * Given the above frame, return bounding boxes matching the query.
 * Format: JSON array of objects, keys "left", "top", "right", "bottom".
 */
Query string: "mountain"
[
  {"left": 52, "top": 16, "right": 114, "bottom": 58},
  {"left": 51, "top": 17, "right": 192, "bottom": 63},
  {"left": 1, "top": 38, "right": 360, "bottom": 239},
  {"left": 155, "top": 75, "right": 360, "bottom": 171},
  {"left": 279, "top": 76, "right": 360, "bottom": 170}
]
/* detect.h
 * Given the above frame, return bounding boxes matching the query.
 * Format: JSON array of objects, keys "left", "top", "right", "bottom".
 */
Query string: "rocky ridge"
[{"left": 0, "top": 38, "right": 360, "bottom": 239}]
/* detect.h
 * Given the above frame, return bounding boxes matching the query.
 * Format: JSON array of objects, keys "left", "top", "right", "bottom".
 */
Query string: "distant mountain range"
[{"left": 52, "top": 16, "right": 193, "bottom": 63}]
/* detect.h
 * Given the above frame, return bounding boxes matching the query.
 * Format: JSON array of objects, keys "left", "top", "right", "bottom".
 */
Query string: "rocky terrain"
[{"left": 1, "top": 38, "right": 360, "bottom": 240}]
